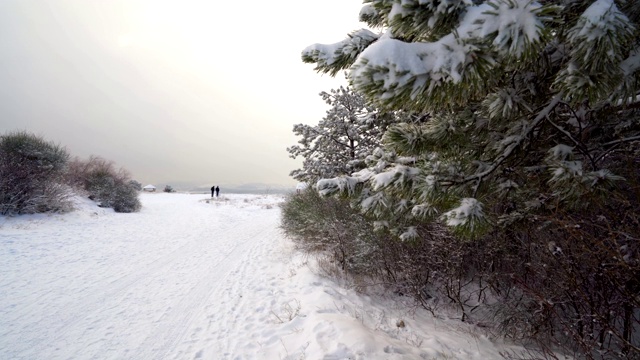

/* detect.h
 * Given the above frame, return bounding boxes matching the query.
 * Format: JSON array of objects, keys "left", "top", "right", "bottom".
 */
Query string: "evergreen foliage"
[
  {"left": 304, "top": 0, "right": 639, "bottom": 236},
  {"left": 0, "top": 131, "right": 72, "bottom": 215},
  {"left": 299, "top": 0, "right": 640, "bottom": 357},
  {"left": 280, "top": 187, "right": 380, "bottom": 273}
]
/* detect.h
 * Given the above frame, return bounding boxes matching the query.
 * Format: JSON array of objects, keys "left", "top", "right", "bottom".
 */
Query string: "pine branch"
[
  {"left": 306, "top": 127, "right": 352, "bottom": 149},
  {"left": 545, "top": 117, "right": 597, "bottom": 170},
  {"left": 597, "top": 135, "right": 640, "bottom": 149},
  {"left": 592, "top": 134, "right": 640, "bottom": 165},
  {"left": 462, "top": 95, "right": 563, "bottom": 184},
  {"left": 558, "top": 101, "right": 587, "bottom": 137}
]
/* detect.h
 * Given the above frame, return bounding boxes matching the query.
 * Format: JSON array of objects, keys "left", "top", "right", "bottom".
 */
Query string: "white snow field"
[{"left": 0, "top": 192, "right": 528, "bottom": 360}]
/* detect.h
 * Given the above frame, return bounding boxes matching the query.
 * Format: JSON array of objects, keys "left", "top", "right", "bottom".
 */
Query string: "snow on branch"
[
  {"left": 350, "top": 0, "right": 556, "bottom": 104},
  {"left": 547, "top": 144, "right": 574, "bottom": 161},
  {"left": 472, "top": 0, "right": 550, "bottom": 56},
  {"left": 567, "top": 0, "right": 634, "bottom": 68},
  {"left": 303, "top": 0, "right": 557, "bottom": 87},
  {"left": 620, "top": 47, "right": 640, "bottom": 76},
  {"left": 316, "top": 176, "right": 361, "bottom": 197},
  {"left": 371, "top": 165, "right": 420, "bottom": 190},
  {"left": 302, "top": 29, "right": 379, "bottom": 77},
  {"left": 570, "top": 0, "right": 633, "bottom": 43},
  {"left": 440, "top": 198, "right": 486, "bottom": 232},
  {"left": 399, "top": 226, "right": 419, "bottom": 241}
]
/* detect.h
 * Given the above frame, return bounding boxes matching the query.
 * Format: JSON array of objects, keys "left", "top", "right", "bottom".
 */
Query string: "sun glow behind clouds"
[{"left": 114, "top": 0, "right": 364, "bottom": 72}]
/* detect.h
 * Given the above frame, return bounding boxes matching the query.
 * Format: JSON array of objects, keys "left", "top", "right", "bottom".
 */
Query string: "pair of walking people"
[{"left": 211, "top": 186, "right": 220, "bottom": 197}]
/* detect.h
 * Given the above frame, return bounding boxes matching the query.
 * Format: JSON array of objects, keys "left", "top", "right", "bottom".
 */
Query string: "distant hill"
[{"left": 188, "top": 183, "right": 295, "bottom": 195}]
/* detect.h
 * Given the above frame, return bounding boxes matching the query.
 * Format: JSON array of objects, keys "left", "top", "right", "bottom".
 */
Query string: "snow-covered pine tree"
[
  {"left": 302, "top": 0, "right": 639, "bottom": 357},
  {"left": 287, "top": 86, "right": 401, "bottom": 183},
  {"left": 303, "top": 0, "right": 639, "bottom": 236}
]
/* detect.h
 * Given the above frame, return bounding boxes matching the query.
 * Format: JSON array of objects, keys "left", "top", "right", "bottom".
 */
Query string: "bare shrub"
[
  {"left": 66, "top": 155, "right": 141, "bottom": 213},
  {"left": 270, "top": 299, "right": 301, "bottom": 324}
]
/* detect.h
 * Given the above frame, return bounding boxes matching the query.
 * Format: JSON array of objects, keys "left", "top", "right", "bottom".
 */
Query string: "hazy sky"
[{"left": 0, "top": 0, "right": 366, "bottom": 189}]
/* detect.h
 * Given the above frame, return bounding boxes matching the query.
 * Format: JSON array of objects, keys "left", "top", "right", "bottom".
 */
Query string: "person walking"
[
  {"left": 211, "top": 186, "right": 215, "bottom": 198},
  {"left": 215, "top": 186, "right": 220, "bottom": 197}
]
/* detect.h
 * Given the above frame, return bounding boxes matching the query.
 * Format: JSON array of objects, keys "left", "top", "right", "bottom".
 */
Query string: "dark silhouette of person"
[
  {"left": 215, "top": 186, "right": 220, "bottom": 197},
  {"left": 211, "top": 186, "right": 215, "bottom": 197}
]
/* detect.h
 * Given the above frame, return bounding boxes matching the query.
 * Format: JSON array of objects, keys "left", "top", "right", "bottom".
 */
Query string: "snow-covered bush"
[
  {"left": 0, "top": 130, "right": 72, "bottom": 215},
  {"left": 66, "top": 156, "right": 141, "bottom": 213},
  {"left": 163, "top": 185, "right": 175, "bottom": 193},
  {"left": 302, "top": 0, "right": 640, "bottom": 357}
]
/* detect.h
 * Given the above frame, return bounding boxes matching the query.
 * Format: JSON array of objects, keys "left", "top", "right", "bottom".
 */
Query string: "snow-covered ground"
[{"left": 1, "top": 192, "right": 527, "bottom": 359}]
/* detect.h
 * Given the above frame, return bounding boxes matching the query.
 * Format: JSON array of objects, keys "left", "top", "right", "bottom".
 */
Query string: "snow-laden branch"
[
  {"left": 350, "top": 1, "right": 558, "bottom": 107},
  {"left": 302, "top": 29, "right": 379, "bottom": 77},
  {"left": 620, "top": 46, "right": 640, "bottom": 76}
]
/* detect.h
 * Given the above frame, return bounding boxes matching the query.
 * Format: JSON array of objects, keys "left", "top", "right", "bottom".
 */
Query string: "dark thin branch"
[
  {"left": 307, "top": 127, "right": 352, "bottom": 149},
  {"left": 594, "top": 135, "right": 640, "bottom": 150},
  {"left": 461, "top": 95, "right": 563, "bottom": 184},
  {"left": 558, "top": 101, "right": 587, "bottom": 138},
  {"left": 545, "top": 117, "right": 597, "bottom": 171}
]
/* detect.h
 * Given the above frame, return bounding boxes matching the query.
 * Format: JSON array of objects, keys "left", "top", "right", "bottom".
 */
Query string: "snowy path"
[
  {"left": 1, "top": 192, "right": 526, "bottom": 360},
  {"left": 0, "top": 193, "right": 291, "bottom": 360}
]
